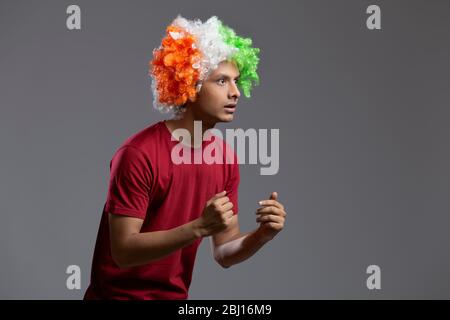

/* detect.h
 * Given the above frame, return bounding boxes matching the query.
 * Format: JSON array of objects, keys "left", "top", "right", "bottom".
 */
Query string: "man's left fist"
[{"left": 256, "top": 192, "right": 287, "bottom": 241}]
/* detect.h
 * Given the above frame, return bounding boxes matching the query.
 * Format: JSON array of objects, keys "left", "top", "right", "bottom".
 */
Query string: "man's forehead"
[{"left": 210, "top": 61, "right": 240, "bottom": 77}]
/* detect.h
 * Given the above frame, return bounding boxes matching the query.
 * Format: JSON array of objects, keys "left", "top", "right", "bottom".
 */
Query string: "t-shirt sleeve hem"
[{"left": 104, "top": 202, "right": 146, "bottom": 219}]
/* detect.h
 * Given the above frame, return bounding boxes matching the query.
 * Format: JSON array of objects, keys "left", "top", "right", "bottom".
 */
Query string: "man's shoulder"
[
  {"left": 109, "top": 121, "right": 169, "bottom": 162},
  {"left": 120, "top": 121, "right": 166, "bottom": 150}
]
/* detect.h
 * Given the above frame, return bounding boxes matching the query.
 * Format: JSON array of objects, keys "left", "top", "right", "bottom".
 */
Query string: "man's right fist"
[{"left": 193, "top": 191, "right": 234, "bottom": 238}]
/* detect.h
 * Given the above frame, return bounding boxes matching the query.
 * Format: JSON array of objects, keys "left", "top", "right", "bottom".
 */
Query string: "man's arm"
[
  {"left": 211, "top": 192, "right": 287, "bottom": 268},
  {"left": 211, "top": 215, "right": 271, "bottom": 268},
  {"left": 109, "top": 190, "right": 235, "bottom": 269},
  {"left": 109, "top": 214, "right": 201, "bottom": 268}
]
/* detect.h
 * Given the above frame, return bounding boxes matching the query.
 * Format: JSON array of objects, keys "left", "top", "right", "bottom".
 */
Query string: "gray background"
[{"left": 1, "top": 0, "right": 449, "bottom": 299}]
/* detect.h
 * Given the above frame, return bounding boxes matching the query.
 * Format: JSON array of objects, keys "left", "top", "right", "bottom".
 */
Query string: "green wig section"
[{"left": 218, "top": 22, "right": 260, "bottom": 98}]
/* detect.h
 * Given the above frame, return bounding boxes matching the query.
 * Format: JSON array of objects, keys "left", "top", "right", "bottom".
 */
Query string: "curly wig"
[{"left": 149, "top": 15, "right": 260, "bottom": 115}]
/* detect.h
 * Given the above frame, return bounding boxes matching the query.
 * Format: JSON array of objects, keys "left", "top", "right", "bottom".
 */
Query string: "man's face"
[{"left": 189, "top": 60, "right": 241, "bottom": 125}]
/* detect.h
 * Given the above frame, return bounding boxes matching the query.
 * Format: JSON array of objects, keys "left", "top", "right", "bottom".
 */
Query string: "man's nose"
[{"left": 228, "top": 81, "right": 241, "bottom": 99}]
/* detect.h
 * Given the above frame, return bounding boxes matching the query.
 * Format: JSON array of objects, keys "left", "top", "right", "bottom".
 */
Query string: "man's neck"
[{"left": 165, "top": 107, "right": 216, "bottom": 147}]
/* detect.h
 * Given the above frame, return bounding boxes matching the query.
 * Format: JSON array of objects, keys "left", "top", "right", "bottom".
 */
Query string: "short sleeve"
[
  {"left": 225, "top": 151, "right": 240, "bottom": 216},
  {"left": 104, "top": 145, "right": 153, "bottom": 219}
]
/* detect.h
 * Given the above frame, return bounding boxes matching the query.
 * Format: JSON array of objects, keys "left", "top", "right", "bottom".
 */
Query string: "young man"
[{"left": 84, "top": 15, "right": 287, "bottom": 300}]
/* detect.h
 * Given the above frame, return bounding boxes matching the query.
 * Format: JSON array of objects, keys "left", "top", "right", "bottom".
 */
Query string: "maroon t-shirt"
[{"left": 84, "top": 121, "right": 239, "bottom": 300}]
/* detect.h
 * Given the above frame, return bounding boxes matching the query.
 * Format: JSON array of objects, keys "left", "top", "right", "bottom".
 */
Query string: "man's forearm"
[
  {"left": 115, "top": 220, "right": 201, "bottom": 268},
  {"left": 213, "top": 228, "right": 271, "bottom": 268}
]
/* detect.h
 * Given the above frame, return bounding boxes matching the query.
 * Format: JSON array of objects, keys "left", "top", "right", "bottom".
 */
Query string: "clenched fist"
[
  {"left": 193, "top": 191, "right": 234, "bottom": 238},
  {"left": 256, "top": 192, "right": 287, "bottom": 241}
]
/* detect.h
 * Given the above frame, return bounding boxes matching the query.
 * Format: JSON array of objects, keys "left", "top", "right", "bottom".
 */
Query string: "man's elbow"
[
  {"left": 215, "top": 256, "right": 232, "bottom": 269},
  {"left": 111, "top": 249, "right": 133, "bottom": 269}
]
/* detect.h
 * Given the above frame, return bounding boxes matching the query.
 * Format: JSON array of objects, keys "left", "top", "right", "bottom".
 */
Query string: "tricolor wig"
[{"left": 149, "top": 15, "right": 260, "bottom": 115}]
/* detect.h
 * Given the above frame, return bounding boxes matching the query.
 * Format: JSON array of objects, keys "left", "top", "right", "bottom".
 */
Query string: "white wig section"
[{"left": 172, "top": 15, "right": 239, "bottom": 89}]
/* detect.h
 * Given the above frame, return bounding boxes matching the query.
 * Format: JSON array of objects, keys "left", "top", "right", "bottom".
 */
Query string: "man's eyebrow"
[{"left": 215, "top": 73, "right": 240, "bottom": 79}]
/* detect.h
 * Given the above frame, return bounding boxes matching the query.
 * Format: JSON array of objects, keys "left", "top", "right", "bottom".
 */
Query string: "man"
[{"left": 84, "top": 15, "right": 287, "bottom": 300}]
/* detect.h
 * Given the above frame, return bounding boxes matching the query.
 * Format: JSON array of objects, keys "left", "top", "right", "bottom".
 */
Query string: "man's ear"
[
  {"left": 187, "top": 95, "right": 197, "bottom": 104},
  {"left": 195, "top": 81, "right": 203, "bottom": 93}
]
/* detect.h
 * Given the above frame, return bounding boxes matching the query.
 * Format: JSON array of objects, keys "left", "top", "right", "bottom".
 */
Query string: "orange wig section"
[{"left": 150, "top": 25, "right": 202, "bottom": 107}]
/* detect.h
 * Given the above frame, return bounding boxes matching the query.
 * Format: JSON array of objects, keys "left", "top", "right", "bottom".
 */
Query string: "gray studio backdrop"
[{"left": 1, "top": 0, "right": 449, "bottom": 299}]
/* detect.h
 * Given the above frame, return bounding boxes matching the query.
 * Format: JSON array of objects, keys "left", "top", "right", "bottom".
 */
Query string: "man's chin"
[
  {"left": 218, "top": 113, "right": 234, "bottom": 122},
  {"left": 206, "top": 112, "right": 234, "bottom": 124}
]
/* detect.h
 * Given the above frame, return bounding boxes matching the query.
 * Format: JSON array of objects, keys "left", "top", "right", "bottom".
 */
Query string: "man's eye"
[{"left": 217, "top": 79, "right": 226, "bottom": 85}]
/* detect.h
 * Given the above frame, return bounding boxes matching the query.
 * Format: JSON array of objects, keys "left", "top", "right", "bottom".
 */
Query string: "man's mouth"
[{"left": 224, "top": 104, "right": 237, "bottom": 113}]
